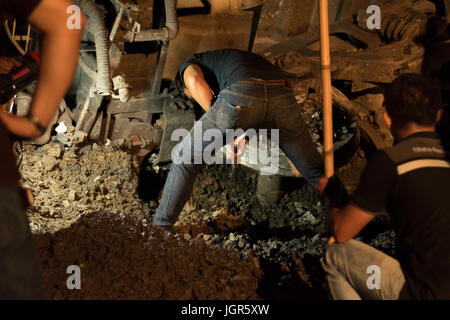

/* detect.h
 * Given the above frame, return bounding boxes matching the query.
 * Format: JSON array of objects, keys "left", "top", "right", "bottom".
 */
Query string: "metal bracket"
[{"left": 130, "top": 22, "right": 141, "bottom": 43}]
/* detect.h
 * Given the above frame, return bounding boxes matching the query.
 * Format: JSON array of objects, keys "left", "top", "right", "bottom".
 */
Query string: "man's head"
[{"left": 383, "top": 73, "right": 443, "bottom": 135}]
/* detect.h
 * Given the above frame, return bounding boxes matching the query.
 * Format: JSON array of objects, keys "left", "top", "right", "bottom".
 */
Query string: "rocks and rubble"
[
  {"left": 19, "top": 138, "right": 396, "bottom": 299},
  {"left": 19, "top": 142, "right": 142, "bottom": 233},
  {"left": 17, "top": 103, "right": 395, "bottom": 299},
  {"left": 143, "top": 160, "right": 396, "bottom": 298}
]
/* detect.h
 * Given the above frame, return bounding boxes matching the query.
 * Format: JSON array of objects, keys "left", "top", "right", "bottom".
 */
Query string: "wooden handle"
[{"left": 319, "top": 0, "right": 334, "bottom": 178}]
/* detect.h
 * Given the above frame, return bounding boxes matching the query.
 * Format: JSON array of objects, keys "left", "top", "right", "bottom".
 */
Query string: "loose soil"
[{"left": 35, "top": 211, "right": 262, "bottom": 300}]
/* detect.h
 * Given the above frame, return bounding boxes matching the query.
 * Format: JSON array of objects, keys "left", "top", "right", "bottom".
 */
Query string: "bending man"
[{"left": 153, "top": 48, "right": 328, "bottom": 227}]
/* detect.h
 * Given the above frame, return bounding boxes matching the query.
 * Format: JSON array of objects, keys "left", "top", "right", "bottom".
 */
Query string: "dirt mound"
[{"left": 34, "top": 211, "right": 263, "bottom": 300}]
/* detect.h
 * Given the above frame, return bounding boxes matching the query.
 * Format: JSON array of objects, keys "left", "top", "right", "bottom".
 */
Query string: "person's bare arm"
[
  {"left": 0, "top": 0, "right": 86, "bottom": 139},
  {"left": 183, "top": 64, "right": 213, "bottom": 112},
  {"left": 328, "top": 204, "right": 375, "bottom": 243}
]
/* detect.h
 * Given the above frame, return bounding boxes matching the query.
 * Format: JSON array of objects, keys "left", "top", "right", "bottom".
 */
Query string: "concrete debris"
[
  {"left": 55, "top": 122, "right": 68, "bottom": 134},
  {"left": 20, "top": 142, "right": 142, "bottom": 233}
]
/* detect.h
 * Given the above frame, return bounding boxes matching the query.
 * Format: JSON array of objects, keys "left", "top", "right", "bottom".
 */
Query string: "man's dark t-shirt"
[
  {"left": 351, "top": 132, "right": 450, "bottom": 299},
  {"left": 178, "top": 48, "right": 285, "bottom": 96},
  {"left": 0, "top": 0, "right": 41, "bottom": 21},
  {"left": 0, "top": 0, "right": 41, "bottom": 189}
]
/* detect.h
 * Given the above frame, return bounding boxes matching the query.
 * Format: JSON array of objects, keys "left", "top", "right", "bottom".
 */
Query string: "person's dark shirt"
[
  {"left": 178, "top": 48, "right": 285, "bottom": 96},
  {"left": 0, "top": 0, "right": 41, "bottom": 189},
  {"left": 351, "top": 131, "right": 450, "bottom": 299},
  {"left": 0, "top": 0, "right": 41, "bottom": 21}
]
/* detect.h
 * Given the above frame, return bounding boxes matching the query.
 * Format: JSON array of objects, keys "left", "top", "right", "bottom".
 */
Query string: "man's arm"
[
  {"left": 0, "top": 0, "right": 86, "bottom": 139},
  {"left": 327, "top": 151, "right": 395, "bottom": 244},
  {"left": 328, "top": 205, "right": 375, "bottom": 243},
  {"left": 183, "top": 64, "right": 213, "bottom": 112}
]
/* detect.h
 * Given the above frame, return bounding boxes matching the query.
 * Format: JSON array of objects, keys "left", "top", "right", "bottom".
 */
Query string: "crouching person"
[{"left": 323, "top": 74, "right": 450, "bottom": 300}]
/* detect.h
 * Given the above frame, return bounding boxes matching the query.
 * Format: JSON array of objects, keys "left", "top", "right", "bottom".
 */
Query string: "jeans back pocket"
[{"left": 216, "top": 98, "right": 256, "bottom": 132}]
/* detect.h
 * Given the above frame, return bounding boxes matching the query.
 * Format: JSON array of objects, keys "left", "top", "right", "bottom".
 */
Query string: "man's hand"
[
  {"left": 316, "top": 176, "right": 329, "bottom": 197},
  {"left": 328, "top": 205, "right": 375, "bottom": 243},
  {"left": 225, "top": 132, "right": 249, "bottom": 164},
  {"left": 327, "top": 236, "right": 336, "bottom": 246},
  {"left": 321, "top": 175, "right": 376, "bottom": 244},
  {"left": 0, "top": 57, "right": 20, "bottom": 74},
  {"left": 0, "top": 112, "right": 43, "bottom": 139}
]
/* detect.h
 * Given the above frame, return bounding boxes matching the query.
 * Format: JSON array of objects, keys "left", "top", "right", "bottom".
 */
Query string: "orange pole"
[{"left": 319, "top": 0, "right": 334, "bottom": 178}]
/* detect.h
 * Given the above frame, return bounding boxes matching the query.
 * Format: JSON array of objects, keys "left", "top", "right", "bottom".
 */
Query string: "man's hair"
[
  {"left": 384, "top": 73, "right": 442, "bottom": 128},
  {"left": 174, "top": 70, "right": 187, "bottom": 96}
]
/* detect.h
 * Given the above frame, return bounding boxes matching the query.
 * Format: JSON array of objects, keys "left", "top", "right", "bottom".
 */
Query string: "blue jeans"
[
  {"left": 0, "top": 184, "right": 46, "bottom": 299},
  {"left": 153, "top": 79, "right": 324, "bottom": 226}
]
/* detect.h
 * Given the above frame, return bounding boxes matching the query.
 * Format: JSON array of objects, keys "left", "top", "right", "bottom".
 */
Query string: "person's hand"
[
  {"left": 328, "top": 236, "right": 336, "bottom": 246},
  {"left": 0, "top": 112, "right": 43, "bottom": 139},
  {"left": 316, "top": 176, "right": 329, "bottom": 196},
  {"left": 225, "top": 132, "right": 249, "bottom": 164},
  {"left": 0, "top": 57, "right": 20, "bottom": 74}
]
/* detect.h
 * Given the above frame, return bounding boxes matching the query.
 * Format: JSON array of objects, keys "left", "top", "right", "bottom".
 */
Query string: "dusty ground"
[
  {"left": 19, "top": 137, "right": 395, "bottom": 300},
  {"left": 35, "top": 211, "right": 262, "bottom": 300},
  {"left": 19, "top": 141, "right": 266, "bottom": 300},
  {"left": 18, "top": 81, "right": 395, "bottom": 300}
]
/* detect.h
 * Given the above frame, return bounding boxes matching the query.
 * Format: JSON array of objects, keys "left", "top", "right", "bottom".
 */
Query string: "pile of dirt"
[
  {"left": 34, "top": 211, "right": 263, "bottom": 300},
  {"left": 20, "top": 142, "right": 142, "bottom": 233}
]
